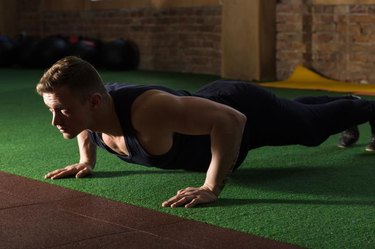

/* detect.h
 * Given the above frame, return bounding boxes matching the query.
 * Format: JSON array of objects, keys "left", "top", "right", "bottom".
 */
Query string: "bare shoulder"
[
  {"left": 130, "top": 90, "right": 184, "bottom": 154},
  {"left": 132, "top": 90, "right": 181, "bottom": 116},
  {"left": 133, "top": 89, "right": 181, "bottom": 108},
  {"left": 130, "top": 90, "right": 181, "bottom": 133},
  {"left": 131, "top": 89, "right": 221, "bottom": 118}
]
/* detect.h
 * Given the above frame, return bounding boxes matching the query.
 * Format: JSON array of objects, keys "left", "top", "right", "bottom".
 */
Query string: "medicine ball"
[
  {"left": 100, "top": 39, "right": 139, "bottom": 70},
  {"left": 69, "top": 38, "right": 100, "bottom": 67},
  {"left": 13, "top": 34, "right": 39, "bottom": 68},
  {"left": 0, "top": 36, "right": 15, "bottom": 67},
  {"left": 34, "top": 35, "right": 69, "bottom": 68}
]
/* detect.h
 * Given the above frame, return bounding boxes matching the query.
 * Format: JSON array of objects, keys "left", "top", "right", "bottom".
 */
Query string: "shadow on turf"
[
  {"left": 80, "top": 164, "right": 375, "bottom": 208},
  {"left": 214, "top": 198, "right": 375, "bottom": 207},
  {"left": 91, "top": 169, "right": 185, "bottom": 178},
  {"left": 90, "top": 165, "right": 374, "bottom": 200},
  {"left": 230, "top": 165, "right": 375, "bottom": 198}
]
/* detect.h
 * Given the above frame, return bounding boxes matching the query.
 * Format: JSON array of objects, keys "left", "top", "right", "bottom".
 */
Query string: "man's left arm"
[{"left": 159, "top": 95, "right": 247, "bottom": 208}]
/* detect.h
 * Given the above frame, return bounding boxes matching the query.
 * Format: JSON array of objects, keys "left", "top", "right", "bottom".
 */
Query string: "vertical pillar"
[{"left": 221, "top": 0, "right": 276, "bottom": 81}]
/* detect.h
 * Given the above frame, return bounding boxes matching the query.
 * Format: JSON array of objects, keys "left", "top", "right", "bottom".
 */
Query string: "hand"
[
  {"left": 162, "top": 186, "right": 218, "bottom": 208},
  {"left": 44, "top": 163, "right": 93, "bottom": 179}
]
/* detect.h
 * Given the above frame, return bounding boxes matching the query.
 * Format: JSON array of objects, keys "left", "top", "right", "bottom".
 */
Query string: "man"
[{"left": 37, "top": 56, "right": 375, "bottom": 208}]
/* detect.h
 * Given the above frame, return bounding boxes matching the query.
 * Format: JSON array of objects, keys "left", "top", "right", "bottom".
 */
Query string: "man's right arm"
[{"left": 44, "top": 130, "right": 97, "bottom": 179}]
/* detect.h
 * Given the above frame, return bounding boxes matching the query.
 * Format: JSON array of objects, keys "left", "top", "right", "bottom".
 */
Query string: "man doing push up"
[{"left": 37, "top": 56, "right": 375, "bottom": 208}]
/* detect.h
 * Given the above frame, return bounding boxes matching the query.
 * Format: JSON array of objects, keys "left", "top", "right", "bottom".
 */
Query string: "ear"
[{"left": 88, "top": 93, "right": 102, "bottom": 109}]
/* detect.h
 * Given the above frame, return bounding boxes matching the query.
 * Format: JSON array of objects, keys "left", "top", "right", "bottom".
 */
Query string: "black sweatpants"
[{"left": 195, "top": 81, "right": 375, "bottom": 166}]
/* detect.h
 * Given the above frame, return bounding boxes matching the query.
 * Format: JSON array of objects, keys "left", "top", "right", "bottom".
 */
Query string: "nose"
[{"left": 51, "top": 111, "right": 62, "bottom": 126}]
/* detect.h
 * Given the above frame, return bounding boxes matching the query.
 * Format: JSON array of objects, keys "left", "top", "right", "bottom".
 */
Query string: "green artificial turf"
[{"left": 1, "top": 68, "right": 374, "bottom": 249}]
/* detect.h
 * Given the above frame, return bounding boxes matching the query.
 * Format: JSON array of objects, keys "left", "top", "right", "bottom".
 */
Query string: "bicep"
[{"left": 170, "top": 96, "right": 231, "bottom": 135}]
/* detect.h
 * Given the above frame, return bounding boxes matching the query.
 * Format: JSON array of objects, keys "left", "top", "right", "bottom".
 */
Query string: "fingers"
[
  {"left": 177, "top": 187, "right": 194, "bottom": 195},
  {"left": 45, "top": 167, "right": 77, "bottom": 179},
  {"left": 76, "top": 167, "right": 92, "bottom": 178},
  {"left": 184, "top": 198, "right": 199, "bottom": 208},
  {"left": 44, "top": 171, "right": 57, "bottom": 179},
  {"left": 44, "top": 164, "right": 92, "bottom": 180},
  {"left": 163, "top": 187, "right": 217, "bottom": 208},
  {"left": 165, "top": 188, "right": 197, "bottom": 208},
  {"left": 162, "top": 197, "right": 176, "bottom": 208},
  {"left": 162, "top": 195, "right": 197, "bottom": 208}
]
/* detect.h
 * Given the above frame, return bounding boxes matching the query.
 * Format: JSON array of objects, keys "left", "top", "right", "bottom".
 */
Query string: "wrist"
[
  {"left": 79, "top": 160, "right": 95, "bottom": 168},
  {"left": 201, "top": 184, "right": 221, "bottom": 197}
]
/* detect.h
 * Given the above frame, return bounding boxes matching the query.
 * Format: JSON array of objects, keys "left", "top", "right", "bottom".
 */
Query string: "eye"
[{"left": 61, "top": 109, "right": 70, "bottom": 115}]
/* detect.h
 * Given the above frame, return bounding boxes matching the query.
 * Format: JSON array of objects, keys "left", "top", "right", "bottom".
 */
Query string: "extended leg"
[
  {"left": 304, "top": 98, "right": 375, "bottom": 147},
  {"left": 295, "top": 95, "right": 361, "bottom": 148}
]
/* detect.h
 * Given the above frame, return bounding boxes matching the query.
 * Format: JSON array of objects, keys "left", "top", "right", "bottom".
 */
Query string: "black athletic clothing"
[
  {"left": 89, "top": 80, "right": 375, "bottom": 172},
  {"left": 89, "top": 83, "right": 212, "bottom": 172}
]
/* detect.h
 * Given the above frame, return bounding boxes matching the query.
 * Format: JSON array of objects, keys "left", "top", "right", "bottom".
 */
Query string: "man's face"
[{"left": 43, "top": 87, "right": 91, "bottom": 139}]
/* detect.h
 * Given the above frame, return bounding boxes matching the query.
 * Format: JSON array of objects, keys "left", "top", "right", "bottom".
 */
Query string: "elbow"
[
  {"left": 238, "top": 112, "right": 247, "bottom": 127},
  {"left": 237, "top": 112, "right": 247, "bottom": 132},
  {"left": 212, "top": 108, "right": 247, "bottom": 135},
  {"left": 229, "top": 110, "right": 247, "bottom": 131}
]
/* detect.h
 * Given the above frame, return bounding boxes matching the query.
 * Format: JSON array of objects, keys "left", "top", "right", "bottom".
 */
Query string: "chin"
[{"left": 62, "top": 132, "right": 78, "bottom": 140}]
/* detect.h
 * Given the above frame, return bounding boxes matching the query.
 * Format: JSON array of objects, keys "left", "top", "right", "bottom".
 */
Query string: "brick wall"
[
  {"left": 14, "top": 0, "right": 375, "bottom": 82},
  {"left": 277, "top": 0, "right": 375, "bottom": 83},
  {"left": 314, "top": 4, "right": 375, "bottom": 83},
  {"left": 16, "top": 0, "right": 222, "bottom": 75},
  {"left": 276, "top": 0, "right": 310, "bottom": 80}
]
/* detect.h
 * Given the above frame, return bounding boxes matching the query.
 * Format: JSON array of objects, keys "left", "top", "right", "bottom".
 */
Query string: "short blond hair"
[{"left": 36, "top": 56, "right": 106, "bottom": 99}]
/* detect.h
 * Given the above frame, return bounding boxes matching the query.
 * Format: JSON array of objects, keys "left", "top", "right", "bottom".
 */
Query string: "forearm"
[
  {"left": 203, "top": 114, "right": 246, "bottom": 196},
  {"left": 77, "top": 130, "right": 97, "bottom": 168}
]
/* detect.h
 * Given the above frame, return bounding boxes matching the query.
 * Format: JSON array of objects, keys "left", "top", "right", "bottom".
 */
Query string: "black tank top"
[{"left": 89, "top": 83, "right": 212, "bottom": 172}]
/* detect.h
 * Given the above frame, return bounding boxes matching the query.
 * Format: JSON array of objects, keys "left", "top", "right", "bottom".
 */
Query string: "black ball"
[
  {"left": 100, "top": 39, "right": 139, "bottom": 70},
  {"left": 0, "top": 36, "right": 15, "bottom": 67},
  {"left": 13, "top": 35, "right": 39, "bottom": 68},
  {"left": 35, "top": 36, "right": 69, "bottom": 68},
  {"left": 69, "top": 39, "right": 100, "bottom": 66}
]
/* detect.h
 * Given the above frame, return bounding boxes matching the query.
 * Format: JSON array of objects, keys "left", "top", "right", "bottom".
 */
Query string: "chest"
[
  {"left": 101, "top": 134, "right": 129, "bottom": 156},
  {"left": 101, "top": 132, "right": 173, "bottom": 156},
  {"left": 136, "top": 132, "right": 174, "bottom": 156}
]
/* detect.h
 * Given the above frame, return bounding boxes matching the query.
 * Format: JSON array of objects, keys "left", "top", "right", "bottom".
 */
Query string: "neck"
[{"left": 89, "top": 94, "right": 123, "bottom": 136}]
